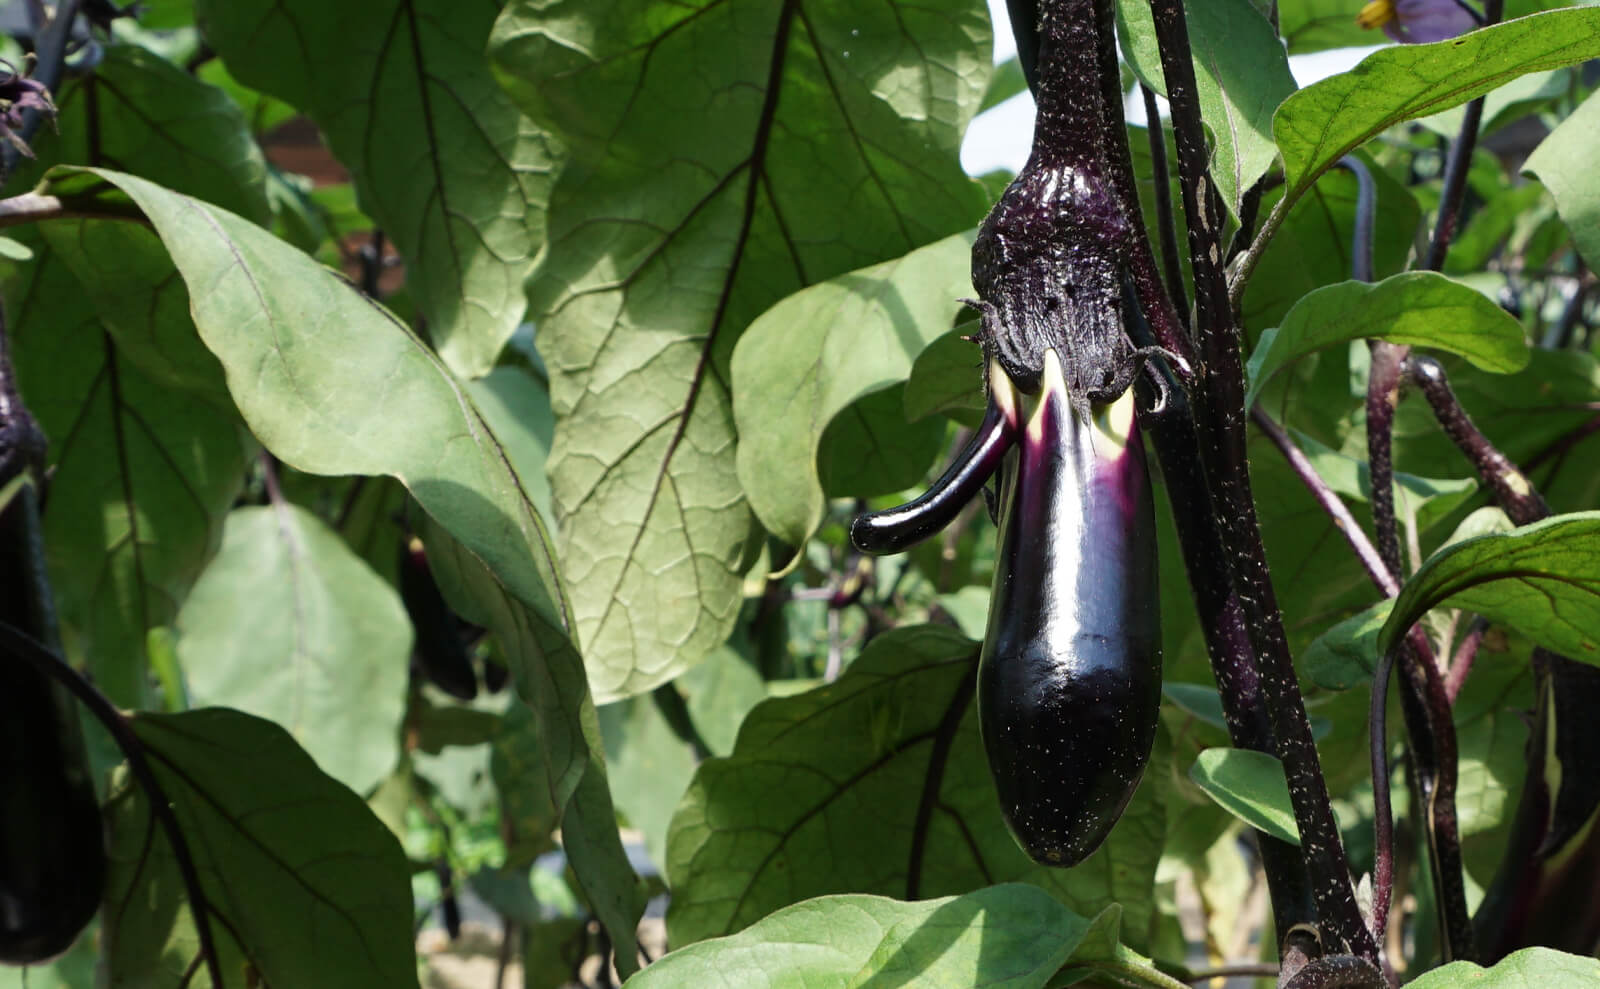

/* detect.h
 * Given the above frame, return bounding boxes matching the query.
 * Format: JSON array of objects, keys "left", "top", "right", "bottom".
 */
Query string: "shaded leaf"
[
  {"left": 599, "top": 694, "right": 699, "bottom": 871},
  {"left": 1524, "top": 88, "right": 1600, "bottom": 272},
  {"left": 1274, "top": 8, "right": 1600, "bottom": 204},
  {"left": 1302, "top": 601, "right": 1394, "bottom": 691},
  {"left": 1379, "top": 512, "right": 1600, "bottom": 663},
  {"left": 816, "top": 385, "right": 948, "bottom": 504},
  {"left": 490, "top": 701, "right": 560, "bottom": 870},
  {"left": 22, "top": 44, "right": 269, "bottom": 224},
  {"left": 1245, "top": 272, "right": 1530, "bottom": 408},
  {"left": 903, "top": 325, "right": 986, "bottom": 424},
  {"left": 738, "top": 231, "right": 972, "bottom": 545},
  {"left": 1188, "top": 748, "right": 1300, "bottom": 847},
  {"left": 104, "top": 709, "right": 419, "bottom": 987},
  {"left": 198, "top": 0, "right": 559, "bottom": 375},
  {"left": 175, "top": 505, "right": 411, "bottom": 795},
  {"left": 664, "top": 625, "right": 1165, "bottom": 948},
  {"left": 491, "top": 0, "right": 993, "bottom": 700},
  {"left": 7, "top": 243, "right": 249, "bottom": 706}
]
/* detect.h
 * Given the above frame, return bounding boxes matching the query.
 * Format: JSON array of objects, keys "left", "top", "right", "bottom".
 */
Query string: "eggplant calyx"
[{"left": 850, "top": 362, "right": 1019, "bottom": 556}]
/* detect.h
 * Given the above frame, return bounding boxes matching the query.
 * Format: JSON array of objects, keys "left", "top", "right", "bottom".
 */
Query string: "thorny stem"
[
  {"left": 1137, "top": 364, "right": 1313, "bottom": 939},
  {"left": 1364, "top": 342, "right": 1475, "bottom": 962},
  {"left": 0, "top": 621, "right": 225, "bottom": 988},
  {"left": 1406, "top": 356, "right": 1549, "bottom": 525},
  {"left": 1148, "top": 0, "right": 1375, "bottom": 961}
]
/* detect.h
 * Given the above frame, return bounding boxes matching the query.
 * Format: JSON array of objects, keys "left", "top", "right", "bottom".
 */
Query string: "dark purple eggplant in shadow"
[
  {"left": 979, "top": 348, "right": 1160, "bottom": 866},
  {"left": 850, "top": 348, "right": 1160, "bottom": 867}
]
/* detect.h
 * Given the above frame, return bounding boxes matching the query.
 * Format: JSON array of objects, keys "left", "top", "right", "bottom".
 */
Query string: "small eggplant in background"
[
  {"left": 0, "top": 483, "right": 106, "bottom": 964},
  {"left": 399, "top": 537, "right": 483, "bottom": 701},
  {"left": 852, "top": 350, "right": 1161, "bottom": 867}
]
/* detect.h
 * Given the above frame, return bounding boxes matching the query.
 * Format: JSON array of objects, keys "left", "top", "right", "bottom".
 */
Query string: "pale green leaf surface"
[
  {"left": 1302, "top": 600, "right": 1394, "bottom": 690},
  {"left": 599, "top": 695, "right": 698, "bottom": 869},
  {"left": 105, "top": 709, "right": 419, "bottom": 987},
  {"left": 43, "top": 167, "right": 643, "bottom": 972},
  {"left": 735, "top": 233, "right": 973, "bottom": 544},
  {"left": 175, "top": 505, "right": 410, "bottom": 795},
  {"left": 1379, "top": 512, "right": 1600, "bottom": 663},
  {"left": 1407, "top": 947, "right": 1600, "bottom": 988},
  {"left": 1275, "top": 8, "right": 1600, "bottom": 203},
  {"left": 1188, "top": 748, "right": 1300, "bottom": 846},
  {"left": 198, "top": 0, "right": 558, "bottom": 376},
  {"left": 665, "top": 625, "right": 1165, "bottom": 948},
  {"left": 491, "top": 0, "right": 992, "bottom": 699},
  {"left": 1525, "top": 88, "right": 1600, "bottom": 272},
  {"left": 1245, "top": 273, "right": 1530, "bottom": 408},
  {"left": 630, "top": 885, "right": 1093, "bottom": 989}
]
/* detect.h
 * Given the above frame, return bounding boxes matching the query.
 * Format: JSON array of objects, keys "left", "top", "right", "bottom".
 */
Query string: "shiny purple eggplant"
[
  {"left": 851, "top": 349, "right": 1160, "bottom": 867},
  {"left": 978, "top": 349, "right": 1160, "bottom": 866}
]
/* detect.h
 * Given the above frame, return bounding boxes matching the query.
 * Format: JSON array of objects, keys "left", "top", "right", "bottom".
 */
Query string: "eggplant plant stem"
[
  {"left": 1445, "top": 618, "right": 1488, "bottom": 704},
  {"left": 1337, "top": 157, "right": 1377, "bottom": 284},
  {"left": 1406, "top": 356, "right": 1549, "bottom": 525},
  {"left": 1140, "top": 372, "right": 1313, "bottom": 939},
  {"left": 1421, "top": 0, "right": 1503, "bottom": 271},
  {"left": 1365, "top": 341, "right": 1476, "bottom": 962},
  {"left": 1147, "top": 0, "right": 1375, "bottom": 960}
]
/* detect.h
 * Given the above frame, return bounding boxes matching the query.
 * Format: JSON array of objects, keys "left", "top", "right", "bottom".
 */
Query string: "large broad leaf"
[
  {"left": 1408, "top": 947, "right": 1600, "bottom": 988},
  {"left": 174, "top": 505, "right": 411, "bottom": 795},
  {"left": 5, "top": 43, "right": 270, "bottom": 705},
  {"left": 734, "top": 233, "right": 974, "bottom": 546},
  {"left": 1274, "top": 8, "right": 1600, "bottom": 205},
  {"left": 1525, "top": 88, "right": 1600, "bottom": 272},
  {"left": 1277, "top": 0, "right": 1377, "bottom": 54},
  {"left": 1378, "top": 513, "right": 1600, "bottom": 663},
  {"left": 630, "top": 887, "right": 1152, "bottom": 989},
  {"left": 196, "top": 0, "right": 559, "bottom": 377},
  {"left": 1244, "top": 272, "right": 1530, "bottom": 408},
  {"left": 102, "top": 709, "right": 418, "bottom": 987},
  {"left": 38, "top": 167, "right": 644, "bottom": 972},
  {"left": 664, "top": 625, "right": 1165, "bottom": 948},
  {"left": 7, "top": 242, "right": 250, "bottom": 706},
  {"left": 490, "top": 0, "right": 992, "bottom": 700},
  {"left": 1115, "top": 0, "right": 1297, "bottom": 218}
]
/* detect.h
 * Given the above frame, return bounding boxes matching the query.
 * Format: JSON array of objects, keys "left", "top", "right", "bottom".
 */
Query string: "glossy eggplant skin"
[
  {"left": 0, "top": 487, "right": 106, "bottom": 964},
  {"left": 978, "top": 359, "right": 1161, "bottom": 867}
]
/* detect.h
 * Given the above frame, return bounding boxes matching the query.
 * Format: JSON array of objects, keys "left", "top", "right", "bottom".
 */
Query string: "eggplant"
[
  {"left": 0, "top": 483, "right": 106, "bottom": 964},
  {"left": 851, "top": 349, "right": 1161, "bottom": 867},
  {"left": 978, "top": 350, "right": 1160, "bottom": 866}
]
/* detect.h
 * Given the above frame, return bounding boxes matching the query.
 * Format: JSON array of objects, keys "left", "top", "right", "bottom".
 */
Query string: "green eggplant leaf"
[
  {"left": 1379, "top": 512, "right": 1600, "bottom": 663},
  {"left": 1277, "top": 0, "right": 1379, "bottom": 54},
  {"left": 7, "top": 242, "right": 250, "bottom": 707},
  {"left": 18, "top": 44, "right": 269, "bottom": 224},
  {"left": 1525, "top": 88, "right": 1600, "bottom": 272},
  {"left": 1245, "top": 272, "right": 1530, "bottom": 409},
  {"left": 1240, "top": 160, "right": 1421, "bottom": 334},
  {"left": 103, "top": 709, "right": 419, "bottom": 988},
  {"left": 664, "top": 625, "right": 1165, "bottom": 949},
  {"left": 734, "top": 232, "right": 973, "bottom": 545},
  {"left": 198, "top": 0, "right": 559, "bottom": 376},
  {"left": 1302, "top": 601, "right": 1395, "bottom": 691},
  {"left": 1116, "top": 0, "right": 1297, "bottom": 218},
  {"left": 175, "top": 505, "right": 411, "bottom": 795},
  {"left": 632, "top": 887, "right": 1139, "bottom": 989},
  {"left": 1274, "top": 7, "right": 1600, "bottom": 205},
  {"left": 490, "top": 0, "right": 992, "bottom": 700},
  {"left": 903, "top": 325, "right": 986, "bottom": 424},
  {"left": 1407, "top": 947, "right": 1600, "bottom": 987},
  {"left": 1188, "top": 748, "right": 1300, "bottom": 847}
]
